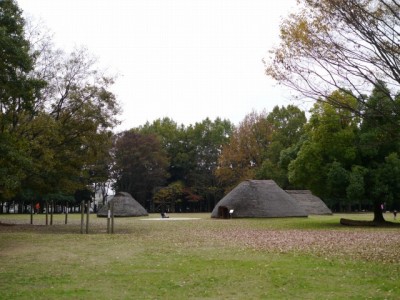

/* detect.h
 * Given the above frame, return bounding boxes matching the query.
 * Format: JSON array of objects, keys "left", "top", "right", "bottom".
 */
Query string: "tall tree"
[
  {"left": 1, "top": 3, "right": 120, "bottom": 204},
  {"left": 186, "top": 118, "right": 233, "bottom": 210},
  {"left": 139, "top": 118, "right": 190, "bottom": 183},
  {"left": 356, "top": 82, "right": 400, "bottom": 222},
  {"left": 288, "top": 91, "right": 360, "bottom": 207},
  {"left": 0, "top": 0, "right": 44, "bottom": 199},
  {"left": 21, "top": 47, "right": 120, "bottom": 199},
  {"left": 216, "top": 111, "right": 272, "bottom": 192},
  {"left": 256, "top": 105, "right": 306, "bottom": 188},
  {"left": 0, "top": 0, "right": 44, "bottom": 130},
  {"left": 265, "top": 0, "right": 400, "bottom": 123},
  {"left": 112, "top": 131, "right": 169, "bottom": 209}
]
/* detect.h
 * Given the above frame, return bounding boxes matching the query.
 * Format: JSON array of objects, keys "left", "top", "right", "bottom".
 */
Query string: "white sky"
[{"left": 17, "top": 0, "right": 299, "bottom": 131}]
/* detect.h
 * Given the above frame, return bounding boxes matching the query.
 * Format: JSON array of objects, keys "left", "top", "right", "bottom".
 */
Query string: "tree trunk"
[
  {"left": 45, "top": 202, "right": 49, "bottom": 225},
  {"left": 340, "top": 201, "right": 388, "bottom": 226},
  {"left": 85, "top": 200, "right": 90, "bottom": 234},
  {"left": 373, "top": 202, "right": 385, "bottom": 224},
  {"left": 50, "top": 200, "right": 54, "bottom": 225},
  {"left": 64, "top": 202, "right": 68, "bottom": 224}
]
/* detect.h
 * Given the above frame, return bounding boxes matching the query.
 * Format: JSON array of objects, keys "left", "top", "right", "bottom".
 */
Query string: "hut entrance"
[{"left": 218, "top": 206, "right": 230, "bottom": 219}]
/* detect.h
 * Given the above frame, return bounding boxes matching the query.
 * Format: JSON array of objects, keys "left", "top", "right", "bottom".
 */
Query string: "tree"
[
  {"left": 288, "top": 84, "right": 400, "bottom": 223},
  {"left": 1, "top": 3, "right": 120, "bottom": 207},
  {"left": 139, "top": 118, "right": 191, "bottom": 183},
  {"left": 185, "top": 118, "right": 233, "bottom": 210},
  {"left": 0, "top": 0, "right": 44, "bottom": 130},
  {"left": 326, "top": 161, "right": 350, "bottom": 210},
  {"left": 359, "top": 81, "right": 400, "bottom": 159},
  {"left": 22, "top": 48, "right": 119, "bottom": 201},
  {"left": 346, "top": 165, "right": 368, "bottom": 211},
  {"left": 265, "top": 0, "right": 400, "bottom": 123},
  {"left": 24, "top": 20, "right": 120, "bottom": 198},
  {"left": 355, "top": 82, "right": 400, "bottom": 222},
  {"left": 256, "top": 105, "right": 306, "bottom": 188},
  {"left": 0, "top": 132, "right": 30, "bottom": 199},
  {"left": 112, "top": 131, "right": 169, "bottom": 209},
  {"left": 139, "top": 117, "right": 233, "bottom": 211},
  {"left": 288, "top": 91, "right": 360, "bottom": 207},
  {"left": 0, "top": 0, "right": 45, "bottom": 199},
  {"left": 153, "top": 181, "right": 184, "bottom": 212},
  {"left": 216, "top": 111, "right": 272, "bottom": 192}
]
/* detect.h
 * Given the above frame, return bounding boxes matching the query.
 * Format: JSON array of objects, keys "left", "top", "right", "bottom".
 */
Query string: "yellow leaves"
[
  {"left": 293, "top": 19, "right": 310, "bottom": 42},
  {"left": 280, "top": 13, "right": 313, "bottom": 47}
]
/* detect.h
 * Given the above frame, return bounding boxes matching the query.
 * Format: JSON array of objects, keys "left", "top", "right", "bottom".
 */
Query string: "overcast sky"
[{"left": 17, "top": 0, "right": 299, "bottom": 131}]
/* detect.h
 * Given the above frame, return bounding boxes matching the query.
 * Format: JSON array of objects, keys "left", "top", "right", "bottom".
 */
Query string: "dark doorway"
[{"left": 218, "top": 206, "right": 230, "bottom": 219}]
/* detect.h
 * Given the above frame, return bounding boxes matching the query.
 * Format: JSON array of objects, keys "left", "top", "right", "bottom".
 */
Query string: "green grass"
[{"left": 0, "top": 213, "right": 399, "bottom": 299}]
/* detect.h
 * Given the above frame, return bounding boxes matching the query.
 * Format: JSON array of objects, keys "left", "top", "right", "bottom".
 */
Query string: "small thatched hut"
[
  {"left": 285, "top": 190, "right": 332, "bottom": 215},
  {"left": 211, "top": 180, "right": 308, "bottom": 218},
  {"left": 97, "top": 192, "right": 148, "bottom": 217}
]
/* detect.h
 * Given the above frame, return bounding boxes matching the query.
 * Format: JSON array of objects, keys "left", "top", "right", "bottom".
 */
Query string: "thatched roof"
[
  {"left": 211, "top": 180, "right": 308, "bottom": 218},
  {"left": 97, "top": 192, "right": 148, "bottom": 217},
  {"left": 285, "top": 190, "right": 332, "bottom": 215}
]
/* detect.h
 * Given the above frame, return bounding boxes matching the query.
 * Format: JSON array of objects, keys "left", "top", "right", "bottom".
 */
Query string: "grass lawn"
[{"left": 0, "top": 213, "right": 399, "bottom": 299}]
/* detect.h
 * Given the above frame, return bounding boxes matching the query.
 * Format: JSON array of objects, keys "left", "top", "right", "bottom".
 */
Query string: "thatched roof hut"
[
  {"left": 285, "top": 190, "right": 332, "bottom": 215},
  {"left": 211, "top": 180, "right": 308, "bottom": 218},
  {"left": 97, "top": 192, "right": 148, "bottom": 217}
]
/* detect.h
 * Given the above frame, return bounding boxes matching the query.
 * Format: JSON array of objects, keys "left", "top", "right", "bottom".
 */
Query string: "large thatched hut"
[
  {"left": 285, "top": 190, "right": 332, "bottom": 215},
  {"left": 211, "top": 180, "right": 308, "bottom": 218},
  {"left": 97, "top": 192, "right": 148, "bottom": 217}
]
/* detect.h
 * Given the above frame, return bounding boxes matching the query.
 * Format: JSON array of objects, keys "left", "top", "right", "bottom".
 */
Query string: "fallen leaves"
[
  {"left": 1, "top": 215, "right": 399, "bottom": 264},
  {"left": 209, "top": 228, "right": 400, "bottom": 263}
]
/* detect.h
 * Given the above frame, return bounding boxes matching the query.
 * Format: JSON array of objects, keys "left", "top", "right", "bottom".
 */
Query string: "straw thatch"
[
  {"left": 285, "top": 190, "right": 332, "bottom": 215},
  {"left": 97, "top": 192, "right": 148, "bottom": 217},
  {"left": 211, "top": 180, "right": 308, "bottom": 218}
]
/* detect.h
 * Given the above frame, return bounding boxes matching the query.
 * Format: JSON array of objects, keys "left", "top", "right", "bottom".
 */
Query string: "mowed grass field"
[{"left": 0, "top": 213, "right": 399, "bottom": 299}]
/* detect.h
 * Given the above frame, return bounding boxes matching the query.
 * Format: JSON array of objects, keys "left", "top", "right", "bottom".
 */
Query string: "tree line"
[{"left": 114, "top": 82, "right": 400, "bottom": 220}]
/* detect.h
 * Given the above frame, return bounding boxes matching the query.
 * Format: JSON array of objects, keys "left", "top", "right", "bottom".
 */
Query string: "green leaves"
[
  {"left": 112, "top": 131, "right": 169, "bottom": 206},
  {"left": 0, "top": 0, "right": 45, "bottom": 131},
  {"left": 0, "top": 131, "right": 31, "bottom": 198},
  {"left": 137, "top": 117, "right": 233, "bottom": 210},
  {"left": 287, "top": 83, "right": 400, "bottom": 219},
  {"left": 0, "top": 2, "right": 120, "bottom": 202}
]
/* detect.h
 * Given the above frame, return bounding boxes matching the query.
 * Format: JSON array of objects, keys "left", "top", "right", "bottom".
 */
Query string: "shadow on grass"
[{"left": 340, "top": 218, "right": 400, "bottom": 227}]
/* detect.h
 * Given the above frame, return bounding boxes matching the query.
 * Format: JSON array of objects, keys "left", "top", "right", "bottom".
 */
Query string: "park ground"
[{"left": 0, "top": 213, "right": 399, "bottom": 299}]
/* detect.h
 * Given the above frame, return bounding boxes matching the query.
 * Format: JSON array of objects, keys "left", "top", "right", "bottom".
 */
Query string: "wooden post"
[
  {"left": 86, "top": 200, "right": 90, "bottom": 234},
  {"left": 30, "top": 200, "right": 33, "bottom": 225},
  {"left": 111, "top": 201, "right": 114, "bottom": 234},
  {"left": 50, "top": 200, "right": 54, "bottom": 225},
  {"left": 45, "top": 202, "right": 49, "bottom": 225},
  {"left": 107, "top": 202, "right": 111, "bottom": 234},
  {"left": 80, "top": 201, "right": 84, "bottom": 234},
  {"left": 65, "top": 202, "right": 68, "bottom": 225}
]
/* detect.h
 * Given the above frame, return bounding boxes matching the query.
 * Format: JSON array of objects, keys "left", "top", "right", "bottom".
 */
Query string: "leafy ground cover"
[{"left": 0, "top": 213, "right": 399, "bottom": 299}]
